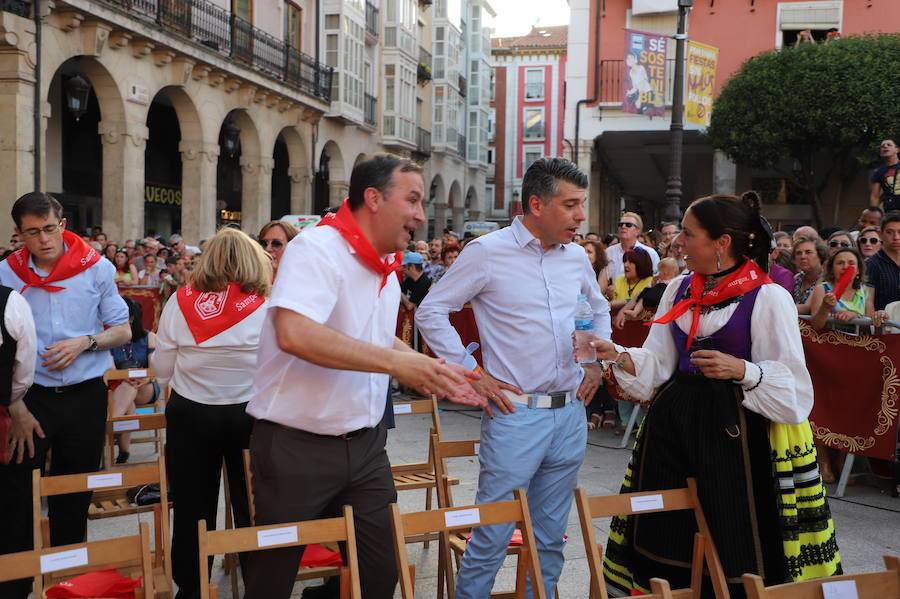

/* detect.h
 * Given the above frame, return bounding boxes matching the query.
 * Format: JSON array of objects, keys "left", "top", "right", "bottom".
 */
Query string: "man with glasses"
[
  {"left": 0, "top": 192, "right": 130, "bottom": 599},
  {"left": 605, "top": 211, "right": 660, "bottom": 281}
]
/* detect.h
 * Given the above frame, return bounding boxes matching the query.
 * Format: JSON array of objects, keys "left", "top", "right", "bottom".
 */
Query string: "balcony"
[
  {"left": 384, "top": 25, "right": 417, "bottom": 58},
  {"left": 597, "top": 58, "right": 678, "bottom": 107},
  {"left": 456, "top": 132, "right": 466, "bottom": 157},
  {"left": 0, "top": 0, "right": 29, "bottom": 17},
  {"left": 96, "top": 0, "right": 333, "bottom": 102},
  {"left": 414, "top": 127, "right": 432, "bottom": 158},
  {"left": 365, "top": 1, "right": 378, "bottom": 41},
  {"left": 383, "top": 114, "right": 416, "bottom": 147},
  {"left": 364, "top": 93, "right": 376, "bottom": 127},
  {"left": 417, "top": 47, "right": 432, "bottom": 83},
  {"left": 458, "top": 73, "right": 467, "bottom": 97}
]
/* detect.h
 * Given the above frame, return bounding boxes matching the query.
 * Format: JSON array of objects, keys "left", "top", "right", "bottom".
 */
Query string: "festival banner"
[
  {"left": 685, "top": 41, "right": 719, "bottom": 127},
  {"left": 622, "top": 29, "right": 667, "bottom": 117},
  {"left": 800, "top": 321, "right": 900, "bottom": 461}
]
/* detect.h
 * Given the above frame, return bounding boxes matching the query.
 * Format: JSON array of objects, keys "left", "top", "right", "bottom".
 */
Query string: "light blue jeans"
[{"left": 455, "top": 398, "right": 587, "bottom": 599}]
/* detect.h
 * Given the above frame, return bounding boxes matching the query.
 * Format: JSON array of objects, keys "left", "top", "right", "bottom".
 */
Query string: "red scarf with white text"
[
  {"left": 7, "top": 230, "right": 101, "bottom": 293},
  {"left": 318, "top": 200, "right": 402, "bottom": 293},
  {"left": 650, "top": 259, "right": 772, "bottom": 351},
  {"left": 177, "top": 283, "right": 265, "bottom": 344}
]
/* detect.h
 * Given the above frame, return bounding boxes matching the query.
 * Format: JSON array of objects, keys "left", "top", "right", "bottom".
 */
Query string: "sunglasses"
[
  {"left": 858, "top": 237, "right": 880, "bottom": 245},
  {"left": 259, "top": 239, "right": 284, "bottom": 249},
  {"left": 618, "top": 222, "right": 638, "bottom": 229},
  {"left": 828, "top": 241, "right": 851, "bottom": 248}
]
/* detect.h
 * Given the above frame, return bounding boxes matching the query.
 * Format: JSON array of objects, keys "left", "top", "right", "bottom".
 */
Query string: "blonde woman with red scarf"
[
  {"left": 151, "top": 227, "right": 270, "bottom": 599},
  {"left": 587, "top": 193, "right": 841, "bottom": 598}
]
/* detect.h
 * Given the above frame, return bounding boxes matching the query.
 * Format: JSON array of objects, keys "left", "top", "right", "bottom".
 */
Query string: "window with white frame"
[
  {"left": 342, "top": 17, "right": 365, "bottom": 110},
  {"left": 433, "top": 85, "right": 445, "bottom": 143},
  {"left": 523, "top": 107, "right": 544, "bottom": 140},
  {"left": 524, "top": 68, "right": 544, "bottom": 100},
  {"left": 777, "top": 1, "right": 842, "bottom": 47},
  {"left": 523, "top": 146, "right": 542, "bottom": 172}
]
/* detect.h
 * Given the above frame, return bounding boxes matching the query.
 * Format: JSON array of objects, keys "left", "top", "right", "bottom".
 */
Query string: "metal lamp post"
[{"left": 663, "top": 0, "right": 692, "bottom": 222}]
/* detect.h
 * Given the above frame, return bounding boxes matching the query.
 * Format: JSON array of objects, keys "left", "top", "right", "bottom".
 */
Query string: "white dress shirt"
[
  {"left": 612, "top": 276, "right": 814, "bottom": 425},
  {"left": 416, "top": 216, "right": 612, "bottom": 395},
  {"left": 605, "top": 241, "right": 660, "bottom": 280},
  {"left": 151, "top": 294, "right": 267, "bottom": 405},
  {"left": 246, "top": 226, "right": 401, "bottom": 435},
  {"left": 1, "top": 290, "right": 36, "bottom": 403}
]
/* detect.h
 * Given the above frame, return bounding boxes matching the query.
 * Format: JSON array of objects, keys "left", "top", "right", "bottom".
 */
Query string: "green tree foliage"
[{"left": 707, "top": 34, "right": 900, "bottom": 225}]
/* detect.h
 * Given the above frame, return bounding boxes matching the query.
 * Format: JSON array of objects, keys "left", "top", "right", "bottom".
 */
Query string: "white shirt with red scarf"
[
  {"left": 247, "top": 225, "right": 401, "bottom": 436},
  {"left": 151, "top": 293, "right": 267, "bottom": 405}
]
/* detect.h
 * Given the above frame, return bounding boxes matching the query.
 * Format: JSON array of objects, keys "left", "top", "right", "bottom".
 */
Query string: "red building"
[{"left": 489, "top": 26, "right": 567, "bottom": 223}]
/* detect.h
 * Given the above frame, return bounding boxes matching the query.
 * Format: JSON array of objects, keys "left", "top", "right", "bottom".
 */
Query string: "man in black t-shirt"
[
  {"left": 870, "top": 139, "right": 900, "bottom": 212},
  {"left": 400, "top": 251, "right": 431, "bottom": 310}
]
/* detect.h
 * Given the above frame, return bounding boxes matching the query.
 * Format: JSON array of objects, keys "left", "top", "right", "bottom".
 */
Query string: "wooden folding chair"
[
  {"left": 574, "top": 478, "right": 729, "bottom": 599},
  {"left": 0, "top": 521, "right": 155, "bottom": 599},
  {"left": 391, "top": 395, "right": 459, "bottom": 546},
  {"left": 198, "top": 505, "right": 362, "bottom": 599},
  {"left": 742, "top": 555, "right": 900, "bottom": 599},
  {"left": 32, "top": 457, "right": 173, "bottom": 597},
  {"left": 391, "top": 488, "right": 546, "bottom": 599},
  {"left": 218, "top": 449, "right": 349, "bottom": 598},
  {"left": 103, "top": 412, "right": 167, "bottom": 468},
  {"left": 104, "top": 367, "right": 165, "bottom": 466},
  {"left": 429, "top": 435, "right": 561, "bottom": 599}
]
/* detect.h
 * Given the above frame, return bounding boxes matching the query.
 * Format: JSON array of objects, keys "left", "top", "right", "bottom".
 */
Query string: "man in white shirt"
[
  {"left": 1, "top": 286, "right": 37, "bottom": 464},
  {"left": 416, "top": 157, "right": 612, "bottom": 597},
  {"left": 243, "top": 154, "right": 484, "bottom": 599},
  {"left": 606, "top": 211, "right": 660, "bottom": 280}
]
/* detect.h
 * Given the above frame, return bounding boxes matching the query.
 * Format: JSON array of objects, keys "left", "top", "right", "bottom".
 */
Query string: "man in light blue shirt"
[
  {"left": 0, "top": 193, "right": 129, "bottom": 599},
  {"left": 417, "top": 157, "right": 611, "bottom": 597}
]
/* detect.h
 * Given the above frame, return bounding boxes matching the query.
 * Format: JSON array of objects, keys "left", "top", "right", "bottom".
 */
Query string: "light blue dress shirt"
[
  {"left": 0, "top": 251, "right": 128, "bottom": 387},
  {"left": 416, "top": 216, "right": 612, "bottom": 394}
]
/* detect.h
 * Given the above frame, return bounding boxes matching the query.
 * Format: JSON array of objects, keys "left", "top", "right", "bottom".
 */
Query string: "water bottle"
[{"left": 574, "top": 294, "right": 596, "bottom": 364}]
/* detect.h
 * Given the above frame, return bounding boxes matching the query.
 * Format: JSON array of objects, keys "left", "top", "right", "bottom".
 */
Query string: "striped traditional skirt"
[{"left": 602, "top": 373, "right": 841, "bottom": 598}]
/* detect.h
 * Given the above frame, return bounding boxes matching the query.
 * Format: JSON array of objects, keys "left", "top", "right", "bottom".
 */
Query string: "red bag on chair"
[
  {"left": 300, "top": 544, "right": 344, "bottom": 568},
  {"left": 44, "top": 570, "right": 141, "bottom": 598},
  {"left": 0, "top": 406, "right": 10, "bottom": 465}
]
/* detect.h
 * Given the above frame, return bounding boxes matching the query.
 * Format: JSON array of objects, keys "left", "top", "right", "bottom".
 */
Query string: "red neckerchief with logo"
[
  {"left": 176, "top": 282, "right": 265, "bottom": 344},
  {"left": 650, "top": 258, "right": 772, "bottom": 351},
  {"left": 7, "top": 230, "right": 101, "bottom": 293},
  {"left": 318, "top": 199, "right": 402, "bottom": 294}
]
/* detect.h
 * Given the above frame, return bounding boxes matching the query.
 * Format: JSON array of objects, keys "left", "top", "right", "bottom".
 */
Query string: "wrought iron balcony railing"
[
  {"left": 364, "top": 93, "right": 376, "bottom": 127},
  {"left": 0, "top": 0, "right": 30, "bottom": 18},
  {"left": 97, "top": 0, "right": 333, "bottom": 102},
  {"left": 365, "top": 1, "right": 378, "bottom": 38}
]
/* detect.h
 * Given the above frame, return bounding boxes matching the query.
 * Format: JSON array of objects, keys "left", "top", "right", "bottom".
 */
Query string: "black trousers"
[
  {"left": 165, "top": 391, "right": 253, "bottom": 599},
  {"left": 0, "top": 378, "right": 107, "bottom": 599},
  {"left": 243, "top": 419, "right": 398, "bottom": 599}
]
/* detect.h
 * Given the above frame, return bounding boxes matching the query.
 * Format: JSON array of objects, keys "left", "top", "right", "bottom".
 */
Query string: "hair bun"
[{"left": 740, "top": 190, "right": 762, "bottom": 214}]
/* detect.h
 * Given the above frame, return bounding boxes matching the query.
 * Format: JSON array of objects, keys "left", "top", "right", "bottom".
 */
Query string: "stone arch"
[
  {"left": 321, "top": 140, "right": 346, "bottom": 184},
  {"left": 353, "top": 153, "right": 367, "bottom": 168},
  {"left": 448, "top": 180, "right": 462, "bottom": 209},
  {"left": 429, "top": 174, "right": 446, "bottom": 206},
  {"left": 272, "top": 126, "right": 309, "bottom": 217},
  {"left": 465, "top": 186, "right": 478, "bottom": 210},
  {"left": 45, "top": 56, "right": 134, "bottom": 241}
]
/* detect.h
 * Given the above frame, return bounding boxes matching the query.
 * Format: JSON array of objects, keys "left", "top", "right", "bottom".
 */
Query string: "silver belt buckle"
[{"left": 528, "top": 392, "right": 568, "bottom": 409}]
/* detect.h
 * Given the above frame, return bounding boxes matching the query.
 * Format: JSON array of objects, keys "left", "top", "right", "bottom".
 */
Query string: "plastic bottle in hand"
[{"left": 574, "top": 294, "right": 596, "bottom": 363}]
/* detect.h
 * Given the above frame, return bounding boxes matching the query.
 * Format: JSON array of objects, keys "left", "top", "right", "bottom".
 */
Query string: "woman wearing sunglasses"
[
  {"left": 825, "top": 230, "right": 853, "bottom": 257},
  {"left": 856, "top": 226, "right": 881, "bottom": 259},
  {"left": 258, "top": 220, "right": 299, "bottom": 276}
]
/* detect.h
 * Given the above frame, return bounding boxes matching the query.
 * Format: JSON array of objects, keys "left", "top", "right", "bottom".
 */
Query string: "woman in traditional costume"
[{"left": 588, "top": 192, "right": 841, "bottom": 598}]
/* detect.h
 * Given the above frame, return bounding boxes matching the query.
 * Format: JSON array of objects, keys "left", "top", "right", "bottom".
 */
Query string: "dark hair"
[
  {"left": 882, "top": 210, "right": 900, "bottom": 232},
  {"left": 602, "top": 233, "right": 617, "bottom": 246},
  {"left": 862, "top": 206, "right": 884, "bottom": 217},
  {"left": 521, "top": 157, "right": 588, "bottom": 215},
  {"left": 121, "top": 296, "right": 147, "bottom": 341},
  {"left": 12, "top": 192, "right": 64, "bottom": 228},
  {"left": 165, "top": 254, "right": 181, "bottom": 266},
  {"left": 823, "top": 247, "right": 866, "bottom": 290},
  {"left": 623, "top": 247, "right": 653, "bottom": 280},
  {"left": 579, "top": 240, "right": 608, "bottom": 276},
  {"left": 686, "top": 191, "right": 771, "bottom": 271},
  {"left": 348, "top": 153, "right": 423, "bottom": 210}
]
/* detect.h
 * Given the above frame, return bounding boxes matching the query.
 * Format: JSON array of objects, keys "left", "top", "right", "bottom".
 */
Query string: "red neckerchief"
[
  {"left": 318, "top": 200, "right": 402, "bottom": 293},
  {"left": 7, "top": 230, "right": 101, "bottom": 293},
  {"left": 650, "top": 259, "right": 772, "bottom": 351},
  {"left": 176, "top": 282, "right": 265, "bottom": 344}
]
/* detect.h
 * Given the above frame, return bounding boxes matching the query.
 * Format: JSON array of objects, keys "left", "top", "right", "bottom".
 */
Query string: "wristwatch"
[{"left": 86, "top": 334, "right": 98, "bottom": 352}]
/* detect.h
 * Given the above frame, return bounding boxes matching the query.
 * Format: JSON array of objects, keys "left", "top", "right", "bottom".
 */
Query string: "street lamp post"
[{"left": 663, "top": 0, "right": 692, "bottom": 222}]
